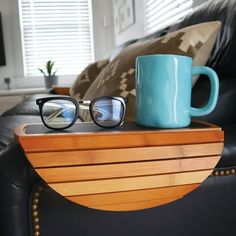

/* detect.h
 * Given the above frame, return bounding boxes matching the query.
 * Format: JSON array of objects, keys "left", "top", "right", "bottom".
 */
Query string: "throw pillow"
[
  {"left": 83, "top": 21, "right": 221, "bottom": 121},
  {"left": 69, "top": 59, "right": 109, "bottom": 99}
]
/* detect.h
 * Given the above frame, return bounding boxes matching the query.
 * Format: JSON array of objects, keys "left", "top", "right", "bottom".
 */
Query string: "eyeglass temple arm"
[
  {"left": 123, "top": 97, "right": 128, "bottom": 104},
  {"left": 46, "top": 107, "right": 71, "bottom": 121},
  {"left": 78, "top": 101, "right": 116, "bottom": 119},
  {"left": 91, "top": 107, "right": 116, "bottom": 119},
  {"left": 46, "top": 101, "right": 91, "bottom": 121}
]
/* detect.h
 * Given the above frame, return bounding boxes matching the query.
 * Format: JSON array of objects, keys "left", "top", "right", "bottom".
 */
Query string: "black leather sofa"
[{"left": 1, "top": 0, "right": 236, "bottom": 235}]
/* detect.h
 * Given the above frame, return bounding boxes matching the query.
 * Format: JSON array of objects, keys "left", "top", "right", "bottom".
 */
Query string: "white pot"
[{"left": 44, "top": 75, "right": 58, "bottom": 89}]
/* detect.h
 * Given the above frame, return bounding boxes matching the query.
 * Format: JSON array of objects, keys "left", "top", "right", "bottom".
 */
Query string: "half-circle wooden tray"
[{"left": 15, "top": 120, "right": 224, "bottom": 211}]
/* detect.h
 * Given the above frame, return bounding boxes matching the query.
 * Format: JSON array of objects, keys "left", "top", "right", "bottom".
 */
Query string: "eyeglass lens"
[
  {"left": 91, "top": 98, "right": 124, "bottom": 127},
  {"left": 41, "top": 99, "right": 76, "bottom": 129}
]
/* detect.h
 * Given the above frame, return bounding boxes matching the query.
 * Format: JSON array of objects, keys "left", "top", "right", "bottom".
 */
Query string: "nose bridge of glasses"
[
  {"left": 78, "top": 100, "right": 91, "bottom": 104},
  {"left": 77, "top": 100, "right": 90, "bottom": 111}
]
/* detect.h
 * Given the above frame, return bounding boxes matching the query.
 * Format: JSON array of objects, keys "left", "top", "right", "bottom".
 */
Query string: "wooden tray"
[{"left": 14, "top": 120, "right": 224, "bottom": 211}]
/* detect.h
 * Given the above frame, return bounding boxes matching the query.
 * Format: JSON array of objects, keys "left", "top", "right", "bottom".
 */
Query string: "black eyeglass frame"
[{"left": 36, "top": 96, "right": 128, "bottom": 130}]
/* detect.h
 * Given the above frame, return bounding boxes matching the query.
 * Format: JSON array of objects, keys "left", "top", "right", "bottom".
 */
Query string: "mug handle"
[{"left": 189, "top": 66, "right": 219, "bottom": 117}]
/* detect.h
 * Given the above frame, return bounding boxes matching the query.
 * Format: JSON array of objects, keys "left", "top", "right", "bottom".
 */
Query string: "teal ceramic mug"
[{"left": 135, "top": 54, "right": 219, "bottom": 128}]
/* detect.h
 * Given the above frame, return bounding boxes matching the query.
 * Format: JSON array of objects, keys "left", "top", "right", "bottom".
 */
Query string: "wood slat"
[
  {"left": 86, "top": 196, "right": 182, "bottom": 211},
  {"left": 50, "top": 170, "right": 211, "bottom": 196},
  {"left": 27, "top": 143, "right": 223, "bottom": 168},
  {"left": 16, "top": 128, "right": 224, "bottom": 153},
  {"left": 67, "top": 184, "right": 199, "bottom": 207},
  {"left": 36, "top": 156, "right": 220, "bottom": 183},
  {"left": 15, "top": 121, "right": 224, "bottom": 211},
  {"left": 52, "top": 86, "right": 70, "bottom": 95}
]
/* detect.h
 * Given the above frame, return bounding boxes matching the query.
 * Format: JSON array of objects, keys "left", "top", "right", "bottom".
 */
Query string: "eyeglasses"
[{"left": 36, "top": 96, "right": 128, "bottom": 130}]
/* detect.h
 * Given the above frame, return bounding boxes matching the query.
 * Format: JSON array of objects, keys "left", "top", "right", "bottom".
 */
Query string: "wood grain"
[
  {"left": 15, "top": 121, "right": 224, "bottom": 211},
  {"left": 27, "top": 143, "right": 223, "bottom": 168},
  {"left": 16, "top": 128, "right": 224, "bottom": 153},
  {"left": 86, "top": 196, "right": 182, "bottom": 211},
  {"left": 50, "top": 170, "right": 211, "bottom": 196},
  {"left": 67, "top": 184, "right": 199, "bottom": 207},
  {"left": 36, "top": 156, "right": 220, "bottom": 182},
  {"left": 52, "top": 86, "right": 70, "bottom": 95}
]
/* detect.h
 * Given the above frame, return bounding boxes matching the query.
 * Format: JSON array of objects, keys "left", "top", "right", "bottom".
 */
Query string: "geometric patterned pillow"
[
  {"left": 83, "top": 21, "right": 221, "bottom": 121},
  {"left": 69, "top": 59, "right": 109, "bottom": 99}
]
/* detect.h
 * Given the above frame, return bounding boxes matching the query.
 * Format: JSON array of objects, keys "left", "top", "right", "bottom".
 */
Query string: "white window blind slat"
[
  {"left": 144, "top": 0, "right": 193, "bottom": 35},
  {"left": 146, "top": 0, "right": 187, "bottom": 23},
  {"left": 19, "top": 0, "right": 94, "bottom": 76}
]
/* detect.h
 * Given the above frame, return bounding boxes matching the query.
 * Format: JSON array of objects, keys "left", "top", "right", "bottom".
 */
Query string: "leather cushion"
[
  {"left": 169, "top": 0, "right": 236, "bottom": 79},
  {"left": 1, "top": 94, "right": 62, "bottom": 117},
  {"left": 0, "top": 115, "right": 42, "bottom": 151},
  {"left": 192, "top": 76, "right": 236, "bottom": 126},
  {"left": 217, "top": 124, "right": 236, "bottom": 168}
]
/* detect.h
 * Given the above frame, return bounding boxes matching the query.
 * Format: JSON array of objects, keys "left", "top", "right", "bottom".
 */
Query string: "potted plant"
[{"left": 38, "top": 60, "right": 58, "bottom": 89}]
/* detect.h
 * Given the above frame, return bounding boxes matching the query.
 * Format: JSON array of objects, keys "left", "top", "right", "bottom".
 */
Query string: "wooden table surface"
[{"left": 15, "top": 120, "right": 224, "bottom": 211}]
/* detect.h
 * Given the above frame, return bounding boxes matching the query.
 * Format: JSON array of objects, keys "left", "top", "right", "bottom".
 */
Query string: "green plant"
[{"left": 38, "top": 60, "right": 57, "bottom": 77}]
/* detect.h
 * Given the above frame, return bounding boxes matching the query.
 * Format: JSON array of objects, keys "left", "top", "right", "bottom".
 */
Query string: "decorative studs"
[
  {"left": 33, "top": 198, "right": 39, "bottom": 204},
  {"left": 212, "top": 168, "right": 236, "bottom": 176},
  {"left": 33, "top": 211, "right": 38, "bottom": 217},
  {"left": 34, "top": 192, "right": 40, "bottom": 198},
  {"left": 34, "top": 231, "right": 40, "bottom": 236},
  {"left": 34, "top": 224, "right": 40, "bottom": 230},
  {"left": 32, "top": 184, "right": 44, "bottom": 236}
]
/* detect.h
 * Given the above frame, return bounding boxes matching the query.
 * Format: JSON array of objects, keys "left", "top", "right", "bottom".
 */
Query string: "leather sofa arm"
[
  {"left": 0, "top": 142, "right": 40, "bottom": 236},
  {"left": 51, "top": 86, "right": 70, "bottom": 95}
]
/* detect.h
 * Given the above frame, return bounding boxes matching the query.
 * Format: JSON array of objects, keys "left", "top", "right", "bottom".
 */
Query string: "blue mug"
[{"left": 135, "top": 54, "right": 219, "bottom": 128}]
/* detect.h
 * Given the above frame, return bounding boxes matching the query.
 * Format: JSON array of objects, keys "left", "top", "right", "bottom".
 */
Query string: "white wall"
[
  {"left": 0, "top": 0, "right": 21, "bottom": 90},
  {"left": 0, "top": 0, "right": 115, "bottom": 90},
  {"left": 92, "top": 0, "right": 115, "bottom": 60},
  {"left": 113, "top": 0, "right": 145, "bottom": 46}
]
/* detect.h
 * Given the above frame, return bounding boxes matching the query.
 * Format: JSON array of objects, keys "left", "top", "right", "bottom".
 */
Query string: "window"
[
  {"left": 144, "top": 0, "right": 193, "bottom": 35},
  {"left": 19, "top": 0, "right": 94, "bottom": 76}
]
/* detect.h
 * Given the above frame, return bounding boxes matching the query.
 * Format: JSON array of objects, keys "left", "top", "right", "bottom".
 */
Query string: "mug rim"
[{"left": 136, "top": 54, "right": 192, "bottom": 60}]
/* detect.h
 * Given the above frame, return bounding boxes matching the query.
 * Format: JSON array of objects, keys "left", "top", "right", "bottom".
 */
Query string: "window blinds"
[
  {"left": 19, "top": 0, "right": 94, "bottom": 76},
  {"left": 144, "top": 0, "right": 193, "bottom": 35}
]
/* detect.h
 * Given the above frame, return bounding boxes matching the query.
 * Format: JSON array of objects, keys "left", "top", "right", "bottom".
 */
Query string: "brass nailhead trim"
[
  {"left": 32, "top": 184, "right": 44, "bottom": 236},
  {"left": 34, "top": 231, "right": 39, "bottom": 236},
  {"left": 212, "top": 168, "right": 236, "bottom": 176}
]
